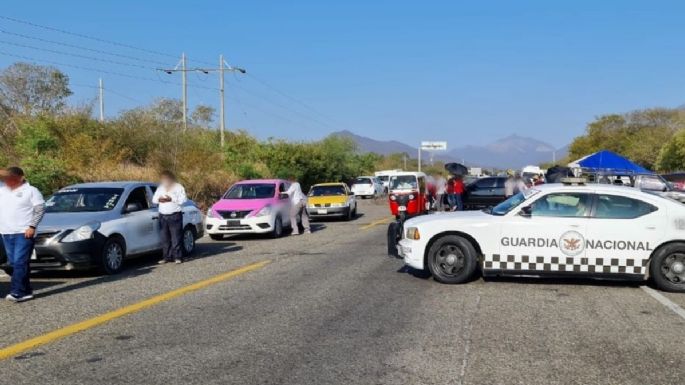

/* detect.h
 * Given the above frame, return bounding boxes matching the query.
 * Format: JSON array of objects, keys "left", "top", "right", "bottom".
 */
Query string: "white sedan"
[{"left": 398, "top": 180, "right": 685, "bottom": 292}]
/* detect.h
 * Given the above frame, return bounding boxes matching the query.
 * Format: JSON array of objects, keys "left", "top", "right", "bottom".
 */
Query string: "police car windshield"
[
  {"left": 45, "top": 188, "right": 124, "bottom": 213},
  {"left": 224, "top": 184, "right": 276, "bottom": 199},
  {"left": 490, "top": 189, "right": 540, "bottom": 216}
]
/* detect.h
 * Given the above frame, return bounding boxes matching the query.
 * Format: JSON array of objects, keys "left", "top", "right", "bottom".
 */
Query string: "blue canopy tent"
[{"left": 568, "top": 150, "right": 653, "bottom": 174}]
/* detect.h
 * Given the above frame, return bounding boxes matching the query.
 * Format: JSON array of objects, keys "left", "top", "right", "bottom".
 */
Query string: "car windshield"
[
  {"left": 45, "top": 188, "right": 124, "bottom": 213},
  {"left": 489, "top": 189, "right": 540, "bottom": 216},
  {"left": 224, "top": 183, "right": 276, "bottom": 199},
  {"left": 309, "top": 185, "right": 346, "bottom": 196},
  {"left": 390, "top": 175, "right": 417, "bottom": 190},
  {"left": 354, "top": 178, "right": 372, "bottom": 185}
]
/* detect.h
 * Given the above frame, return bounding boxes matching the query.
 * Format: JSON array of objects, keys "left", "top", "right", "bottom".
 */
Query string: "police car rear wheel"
[
  {"left": 427, "top": 235, "right": 477, "bottom": 284},
  {"left": 651, "top": 244, "right": 685, "bottom": 292}
]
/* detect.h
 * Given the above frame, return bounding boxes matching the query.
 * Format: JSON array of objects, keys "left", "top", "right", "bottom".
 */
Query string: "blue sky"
[{"left": 2, "top": 1, "right": 685, "bottom": 148}]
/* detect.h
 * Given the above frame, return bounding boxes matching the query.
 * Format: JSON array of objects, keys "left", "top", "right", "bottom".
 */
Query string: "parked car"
[
  {"left": 462, "top": 176, "right": 508, "bottom": 209},
  {"left": 583, "top": 172, "right": 685, "bottom": 204},
  {"left": 661, "top": 173, "right": 685, "bottom": 191},
  {"left": 351, "top": 176, "right": 383, "bottom": 198},
  {"left": 0, "top": 181, "right": 204, "bottom": 275},
  {"left": 205, "top": 179, "right": 295, "bottom": 239},
  {"left": 306, "top": 183, "right": 357, "bottom": 220}
]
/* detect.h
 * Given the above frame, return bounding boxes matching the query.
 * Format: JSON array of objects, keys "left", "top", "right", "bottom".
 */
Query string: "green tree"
[{"left": 0, "top": 62, "right": 72, "bottom": 116}]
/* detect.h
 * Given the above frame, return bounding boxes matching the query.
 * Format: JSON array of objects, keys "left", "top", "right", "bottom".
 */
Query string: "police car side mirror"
[{"left": 519, "top": 205, "right": 532, "bottom": 217}]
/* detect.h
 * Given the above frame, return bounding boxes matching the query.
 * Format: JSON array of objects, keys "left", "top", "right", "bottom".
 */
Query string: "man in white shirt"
[
  {"left": 285, "top": 177, "right": 311, "bottom": 235},
  {"left": 0, "top": 167, "right": 45, "bottom": 302},
  {"left": 152, "top": 171, "right": 188, "bottom": 264}
]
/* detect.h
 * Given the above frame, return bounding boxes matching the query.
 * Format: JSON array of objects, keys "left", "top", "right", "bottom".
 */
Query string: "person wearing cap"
[
  {"left": 152, "top": 170, "right": 188, "bottom": 264},
  {"left": 0, "top": 167, "right": 45, "bottom": 303}
]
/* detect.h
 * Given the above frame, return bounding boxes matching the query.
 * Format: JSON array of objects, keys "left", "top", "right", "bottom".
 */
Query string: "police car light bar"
[{"left": 560, "top": 177, "right": 587, "bottom": 185}]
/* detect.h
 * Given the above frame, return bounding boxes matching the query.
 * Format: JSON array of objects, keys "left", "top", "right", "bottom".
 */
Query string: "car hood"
[
  {"left": 38, "top": 211, "right": 112, "bottom": 233},
  {"left": 211, "top": 198, "right": 275, "bottom": 212},
  {"left": 405, "top": 210, "right": 491, "bottom": 227},
  {"left": 308, "top": 196, "right": 348, "bottom": 205}
]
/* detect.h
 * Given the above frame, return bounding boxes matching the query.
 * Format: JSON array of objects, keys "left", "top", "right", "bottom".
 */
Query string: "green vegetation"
[
  {"left": 0, "top": 63, "right": 379, "bottom": 207},
  {"left": 568, "top": 107, "right": 685, "bottom": 172}
]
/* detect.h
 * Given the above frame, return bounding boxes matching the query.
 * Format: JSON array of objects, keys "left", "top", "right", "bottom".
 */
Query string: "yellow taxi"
[{"left": 306, "top": 183, "right": 358, "bottom": 221}]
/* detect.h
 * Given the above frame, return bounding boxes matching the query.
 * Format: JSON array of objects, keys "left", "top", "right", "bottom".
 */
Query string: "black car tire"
[
  {"left": 345, "top": 207, "right": 354, "bottom": 221},
  {"left": 271, "top": 215, "right": 283, "bottom": 238},
  {"left": 427, "top": 235, "right": 477, "bottom": 284},
  {"left": 100, "top": 236, "right": 125, "bottom": 275},
  {"left": 387, "top": 221, "right": 401, "bottom": 257},
  {"left": 182, "top": 226, "right": 196, "bottom": 257},
  {"left": 209, "top": 234, "right": 224, "bottom": 241},
  {"left": 650, "top": 243, "right": 685, "bottom": 292}
]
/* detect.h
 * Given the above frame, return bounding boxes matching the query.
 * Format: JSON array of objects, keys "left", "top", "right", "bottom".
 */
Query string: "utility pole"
[
  {"left": 181, "top": 53, "right": 188, "bottom": 131},
  {"left": 198, "top": 55, "right": 245, "bottom": 147},
  {"left": 159, "top": 54, "right": 245, "bottom": 142},
  {"left": 158, "top": 53, "right": 190, "bottom": 131},
  {"left": 219, "top": 54, "right": 225, "bottom": 147},
  {"left": 418, "top": 148, "right": 422, "bottom": 173},
  {"left": 98, "top": 78, "right": 104, "bottom": 122}
]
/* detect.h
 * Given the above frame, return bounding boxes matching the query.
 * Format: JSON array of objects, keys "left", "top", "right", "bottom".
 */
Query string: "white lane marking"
[{"left": 640, "top": 286, "right": 685, "bottom": 320}]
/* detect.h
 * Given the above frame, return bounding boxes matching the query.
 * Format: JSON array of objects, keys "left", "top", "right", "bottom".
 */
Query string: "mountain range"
[{"left": 332, "top": 130, "right": 568, "bottom": 169}]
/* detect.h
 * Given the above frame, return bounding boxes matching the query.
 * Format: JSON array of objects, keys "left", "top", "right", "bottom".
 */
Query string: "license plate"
[
  {"left": 398, "top": 205, "right": 407, "bottom": 212},
  {"left": 317, "top": 209, "right": 328, "bottom": 214},
  {"left": 227, "top": 220, "right": 241, "bottom": 227},
  {"left": 31, "top": 250, "right": 37, "bottom": 261}
]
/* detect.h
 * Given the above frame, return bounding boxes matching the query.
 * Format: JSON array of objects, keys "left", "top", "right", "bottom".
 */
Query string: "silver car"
[{"left": 1, "top": 181, "right": 204, "bottom": 274}]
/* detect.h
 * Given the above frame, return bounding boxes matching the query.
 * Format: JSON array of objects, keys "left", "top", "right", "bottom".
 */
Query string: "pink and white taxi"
[{"left": 205, "top": 179, "right": 294, "bottom": 239}]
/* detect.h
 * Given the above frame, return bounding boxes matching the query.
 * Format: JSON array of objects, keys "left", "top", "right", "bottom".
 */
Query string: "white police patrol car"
[{"left": 397, "top": 179, "right": 685, "bottom": 292}]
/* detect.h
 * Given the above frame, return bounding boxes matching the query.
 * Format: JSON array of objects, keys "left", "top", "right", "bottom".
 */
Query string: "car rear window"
[
  {"left": 310, "top": 185, "right": 346, "bottom": 196},
  {"left": 354, "top": 178, "right": 372, "bottom": 185},
  {"left": 595, "top": 194, "right": 657, "bottom": 219}
]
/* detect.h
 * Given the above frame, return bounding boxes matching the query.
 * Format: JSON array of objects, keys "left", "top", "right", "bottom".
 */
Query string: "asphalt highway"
[{"left": 1, "top": 199, "right": 684, "bottom": 385}]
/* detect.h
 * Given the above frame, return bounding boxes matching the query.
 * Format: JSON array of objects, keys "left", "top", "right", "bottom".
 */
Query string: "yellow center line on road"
[
  {"left": 0, "top": 260, "right": 271, "bottom": 361},
  {"left": 361, "top": 217, "right": 394, "bottom": 230}
]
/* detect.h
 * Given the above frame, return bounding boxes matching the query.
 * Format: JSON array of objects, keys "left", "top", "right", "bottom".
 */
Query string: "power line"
[
  {"left": 0, "top": 15, "right": 216, "bottom": 66},
  {"left": 0, "top": 50, "right": 218, "bottom": 91},
  {"left": 245, "top": 73, "right": 339, "bottom": 126},
  {"left": 0, "top": 29, "right": 168, "bottom": 66},
  {"left": 0, "top": 40, "right": 152, "bottom": 69}
]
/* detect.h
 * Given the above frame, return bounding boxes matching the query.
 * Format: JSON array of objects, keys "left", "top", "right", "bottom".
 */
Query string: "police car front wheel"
[
  {"left": 427, "top": 235, "right": 478, "bottom": 284},
  {"left": 650, "top": 243, "right": 685, "bottom": 293}
]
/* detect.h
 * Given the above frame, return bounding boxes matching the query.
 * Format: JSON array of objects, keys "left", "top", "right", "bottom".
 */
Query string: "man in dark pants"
[
  {"left": 0, "top": 167, "right": 45, "bottom": 302},
  {"left": 152, "top": 171, "right": 187, "bottom": 264}
]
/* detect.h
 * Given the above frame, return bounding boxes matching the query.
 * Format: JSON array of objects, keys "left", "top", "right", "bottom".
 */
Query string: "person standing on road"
[
  {"left": 0, "top": 167, "right": 45, "bottom": 303},
  {"left": 452, "top": 175, "right": 465, "bottom": 211},
  {"left": 504, "top": 171, "right": 516, "bottom": 198},
  {"left": 435, "top": 174, "right": 447, "bottom": 211},
  {"left": 152, "top": 171, "right": 187, "bottom": 264},
  {"left": 285, "top": 177, "right": 311, "bottom": 235}
]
